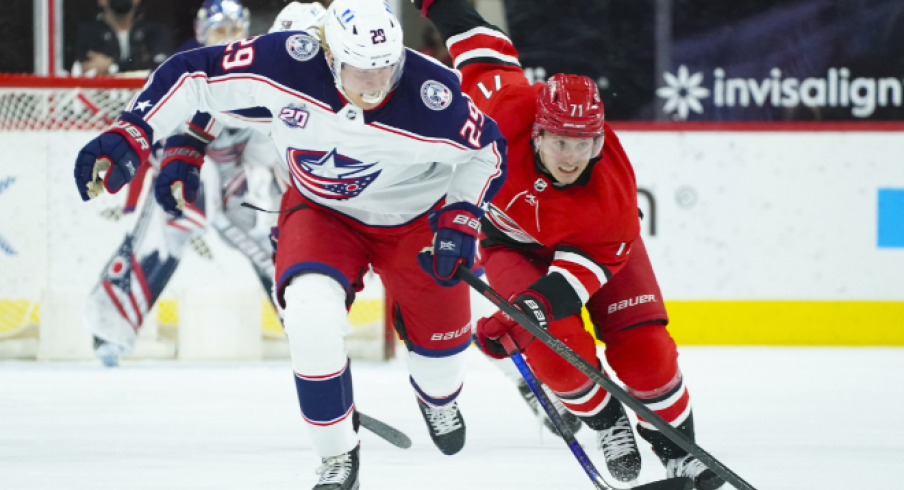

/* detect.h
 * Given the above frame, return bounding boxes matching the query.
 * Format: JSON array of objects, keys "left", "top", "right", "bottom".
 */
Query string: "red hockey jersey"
[{"left": 448, "top": 26, "right": 640, "bottom": 315}]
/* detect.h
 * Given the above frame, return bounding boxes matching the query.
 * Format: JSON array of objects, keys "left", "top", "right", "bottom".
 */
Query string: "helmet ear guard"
[{"left": 532, "top": 74, "right": 605, "bottom": 140}]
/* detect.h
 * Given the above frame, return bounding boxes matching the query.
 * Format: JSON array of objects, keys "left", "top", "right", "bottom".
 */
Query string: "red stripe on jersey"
[{"left": 448, "top": 29, "right": 519, "bottom": 64}]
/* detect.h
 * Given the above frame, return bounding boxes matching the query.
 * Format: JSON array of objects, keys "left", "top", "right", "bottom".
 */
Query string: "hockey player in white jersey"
[
  {"left": 73, "top": 0, "right": 507, "bottom": 488},
  {"left": 85, "top": 1, "right": 324, "bottom": 367}
]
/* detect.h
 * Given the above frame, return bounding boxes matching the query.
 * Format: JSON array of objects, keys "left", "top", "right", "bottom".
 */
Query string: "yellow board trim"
[
  {"left": 582, "top": 301, "right": 904, "bottom": 346},
  {"left": 3, "top": 299, "right": 903, "bottom": 345}
]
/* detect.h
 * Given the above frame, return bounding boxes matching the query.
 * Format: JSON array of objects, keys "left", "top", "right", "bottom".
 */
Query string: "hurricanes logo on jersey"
[{"left": 288, "top": 148, "right": 381, "bottom": 200}]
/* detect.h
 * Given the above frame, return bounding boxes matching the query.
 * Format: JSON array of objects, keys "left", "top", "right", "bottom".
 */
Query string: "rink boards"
[{"left": 1, "top": 128, "right": 903, "bottom": 346}]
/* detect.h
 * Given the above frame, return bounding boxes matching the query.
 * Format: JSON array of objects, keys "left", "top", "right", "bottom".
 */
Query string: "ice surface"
[{"left": 2, "top": 346, "right": 903, "bottom": 490}]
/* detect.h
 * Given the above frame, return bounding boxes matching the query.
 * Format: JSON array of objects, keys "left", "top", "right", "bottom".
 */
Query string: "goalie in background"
[{"left": 84, "top": 1, "right": 325, "bottom": 367}]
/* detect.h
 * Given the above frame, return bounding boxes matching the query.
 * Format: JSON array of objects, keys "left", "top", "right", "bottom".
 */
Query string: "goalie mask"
[
  {"left": 195, "top": 0, "right": 250, "bottom": 46},
  {"left": 323, "top": 0, "right": 405, "bottom": 106}
]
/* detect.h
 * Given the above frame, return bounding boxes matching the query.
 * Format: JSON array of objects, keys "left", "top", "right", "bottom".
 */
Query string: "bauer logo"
[
  {"left": 286, "top": 33, "right": 319, "bottom": 62},
  {"left": 421, "top": 80, "right": 453, "bottom": 110},
  {"left": 657, "top": 65, "right": 904, "bottom": 120},
  {"left": 430, "top": 324, "right": 471, "bottom": 342},
  {"left": 607, "top": 294, "right": 657, "bottom": 314}
]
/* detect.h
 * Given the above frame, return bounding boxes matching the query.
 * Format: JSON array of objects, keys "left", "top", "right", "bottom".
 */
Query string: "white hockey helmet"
[
  {"left": 323, "top": 0, "right": 405, "bottom": 105},
  {"left": 268, "top": 2, "right": 326, "bottom": 33}
]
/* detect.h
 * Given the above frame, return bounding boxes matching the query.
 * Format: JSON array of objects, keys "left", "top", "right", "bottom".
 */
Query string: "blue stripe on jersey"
[
  {"left": 276, "top": 261, "right": 351, "bottom": 308},
  {"left": 408, "top": 335, "right": 472, "bottom": 358},
  {"left": 410, "top": 377, "right": 463, "bottom": 407},
  {"left": 294, "top": 361, "right": 355, "bottom": 425}
]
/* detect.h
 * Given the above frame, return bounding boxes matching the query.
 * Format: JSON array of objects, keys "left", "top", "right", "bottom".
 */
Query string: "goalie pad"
[{"left": 84, "top": 175, "right": 208, "bottom": 352}]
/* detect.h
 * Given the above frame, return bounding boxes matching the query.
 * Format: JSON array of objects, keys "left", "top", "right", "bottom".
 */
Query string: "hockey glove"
[
  {"left": 154, "top": 134, "right": 206, "bottom": 217},
  {"left": 476, "top": 291, "right": 551, "bottom": 359},
  {"left": 417, "top": 202, "right": 482, "bottom": 287},
  {"left": 74, "top": 113, "right": 152, "bottom": 201}
]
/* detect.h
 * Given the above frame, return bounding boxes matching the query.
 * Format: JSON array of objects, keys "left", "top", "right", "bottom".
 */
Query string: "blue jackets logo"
[{"left": 288, "top": 148, "right": 381, "bottom": 200}]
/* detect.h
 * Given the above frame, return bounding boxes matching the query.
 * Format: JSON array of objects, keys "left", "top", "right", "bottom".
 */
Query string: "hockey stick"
[
  {"left": 212, "top": 212, "right": 413, "bottom": 449},
  {"left": 459, "top": 267, "right": 758, "bottom": 490},
  {"left": 358, "top": 412, "right": 413, "bottom": 449},
  {"left": 501, "top": 336, "right": 692, "bottom": 490}
]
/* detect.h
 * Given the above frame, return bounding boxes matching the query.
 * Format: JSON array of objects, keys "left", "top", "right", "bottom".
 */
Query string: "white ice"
[{"left": 2, "top": 346, "right": 903, "bottom": 490}]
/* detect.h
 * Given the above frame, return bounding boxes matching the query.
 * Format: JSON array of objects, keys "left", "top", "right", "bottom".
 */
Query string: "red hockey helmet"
[{"left": 532, "top": 74, "right": 605, "bottom": 139}]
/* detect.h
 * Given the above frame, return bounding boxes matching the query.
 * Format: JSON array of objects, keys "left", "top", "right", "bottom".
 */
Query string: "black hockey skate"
[
  {"left": 664, "top": 454, "right": 725, "bottom": 490},
  {"left": 594, "top": 399, "right": 642, "bottom": 483},
  {"left": 516, "top": 379, "right": 583, "bottom": 438},
  {"left": 313, "top": 445, "right": 360, "bottom": 490},
  {"left": 416, "top": 398, "right": 466, "bottom": 455}
]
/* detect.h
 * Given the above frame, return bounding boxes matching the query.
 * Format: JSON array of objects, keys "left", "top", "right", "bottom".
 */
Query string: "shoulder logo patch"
[
  {"left": 286, "top": 33, "right": 320, "bottom": 62},
  {"left": 421, "top": 80, "right": 453, "bottom": 111}
]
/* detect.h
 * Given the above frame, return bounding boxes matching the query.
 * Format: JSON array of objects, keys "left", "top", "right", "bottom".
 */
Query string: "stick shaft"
[
  {"left": 510, "top": 351, "right": 610, "bottom": 489},
  {"left": 460, "top": 267, "right": 756, "bottom": 490}
]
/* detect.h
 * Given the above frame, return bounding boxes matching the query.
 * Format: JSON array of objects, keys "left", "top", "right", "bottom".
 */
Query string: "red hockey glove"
[{"left": 475, "top": 291, "right": 551, "bottom": 359}]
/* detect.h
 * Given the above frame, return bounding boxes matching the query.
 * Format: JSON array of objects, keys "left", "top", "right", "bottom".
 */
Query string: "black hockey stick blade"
[
  {"left": 457, "top": 267, "right": 758, "bottom": 490},
  {"left": 358, "top": 412, "right": 412, "bottom": 449},
  {"left": 635, "top": 477, "right": 694, "bottom": 490}
]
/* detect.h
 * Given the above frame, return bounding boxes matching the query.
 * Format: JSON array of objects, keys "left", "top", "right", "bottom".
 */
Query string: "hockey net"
[
  {"left": 0, "top": 75, "right": 395, "bottom": 361},
  {"left": 0, "top": 75, "right": 144, "bottom": 130}
]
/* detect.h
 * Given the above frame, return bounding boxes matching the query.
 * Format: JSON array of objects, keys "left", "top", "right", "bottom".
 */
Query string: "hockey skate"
[
  {"left": 416, "top": 399, "right": 466, "bottom": 455},
  {"left": 595, "top": 409, "right": 642, "bottom": 483},
  {"left": 516, "top": 379, "right": 583, "bottom": 438},
  {"left": 664, "top": 454, "right": 725, "bottom": 490},
  {"left": 313, "top": 445, "right": 360, "bottom": 490},
  {"left": 93, "top": 336, "right": 125, "bottom": 368}
]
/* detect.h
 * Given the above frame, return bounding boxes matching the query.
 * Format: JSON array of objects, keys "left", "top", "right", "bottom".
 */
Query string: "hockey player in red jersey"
[{"left": 417, "top": 1, "right": 725, "bottom": 489}]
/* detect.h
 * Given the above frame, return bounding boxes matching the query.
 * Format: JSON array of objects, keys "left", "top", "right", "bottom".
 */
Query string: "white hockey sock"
[{"left": 406, "top": 348, "right": 468, "bottom": 406}]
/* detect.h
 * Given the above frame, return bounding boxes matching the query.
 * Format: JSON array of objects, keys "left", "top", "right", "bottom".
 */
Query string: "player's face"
[
  {"left": 535, "top": 133, "right": 604, "bottom": 185},
  {"left": 339, "top": 64, "right": 396, "bottom": 108},
  {"left": 206, "top": 24, "right": 246, "bottom": 46}
]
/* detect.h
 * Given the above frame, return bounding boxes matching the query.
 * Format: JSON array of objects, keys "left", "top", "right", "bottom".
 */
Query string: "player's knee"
[
  {"left": 525, "top": 316, "right": 597, "bottom": 393},
  {"left": 283, "top": 273, "right": 350, "bottom": 374},
  {"left": 605, "top": 322, "right": 678, "bottom": 392}
]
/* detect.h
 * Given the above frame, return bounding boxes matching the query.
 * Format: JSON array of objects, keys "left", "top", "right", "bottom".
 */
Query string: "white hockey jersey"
[{"left": 124, "top": 30, "right": 508, "bottom": 227}]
